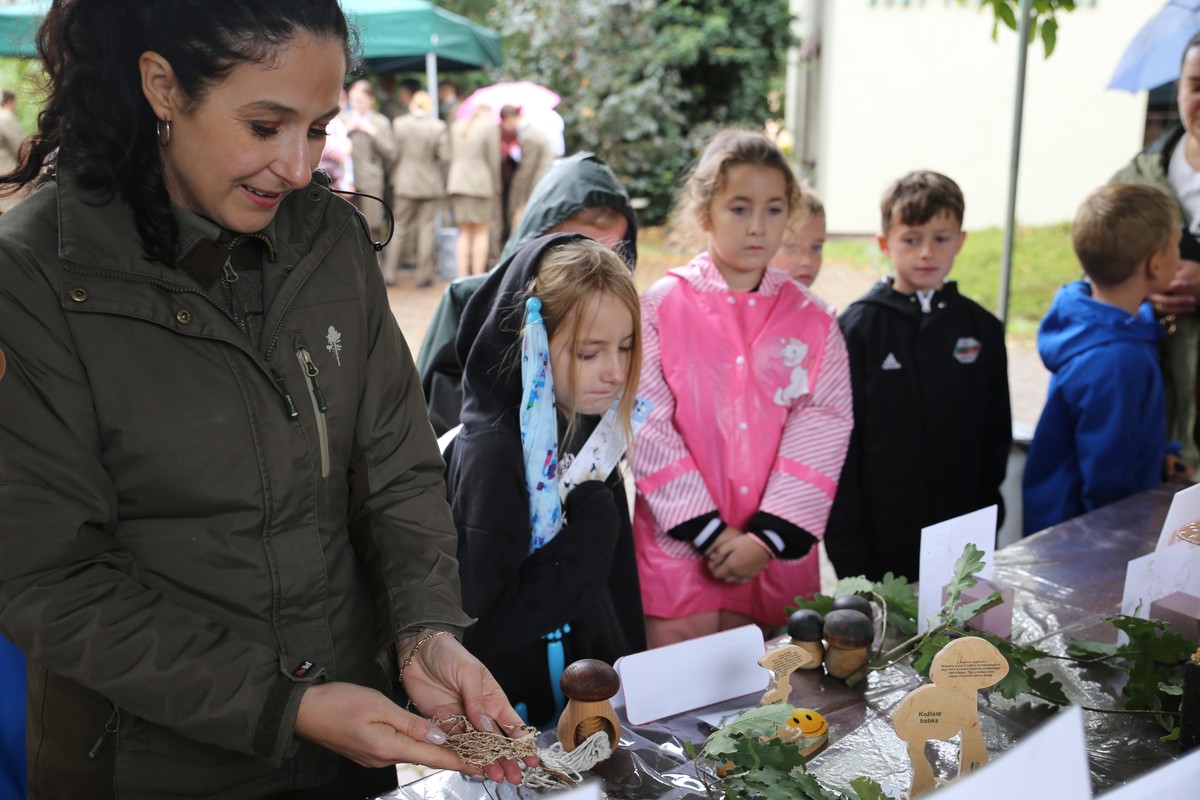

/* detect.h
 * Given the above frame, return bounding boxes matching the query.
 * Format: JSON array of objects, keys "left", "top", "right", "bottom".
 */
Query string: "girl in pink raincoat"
[{"left": 632, "top": 130, "right": 853, "bottom": 648}]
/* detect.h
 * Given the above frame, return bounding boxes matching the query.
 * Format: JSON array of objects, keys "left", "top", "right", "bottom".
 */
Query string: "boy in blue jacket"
[{"left": 1023, "top": 183, "right": 1190, "bottom": 535}]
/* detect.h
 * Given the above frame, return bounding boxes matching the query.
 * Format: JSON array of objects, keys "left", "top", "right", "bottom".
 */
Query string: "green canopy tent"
[{"left": 0, "top": 0, "right": 502, "bottom": 118}]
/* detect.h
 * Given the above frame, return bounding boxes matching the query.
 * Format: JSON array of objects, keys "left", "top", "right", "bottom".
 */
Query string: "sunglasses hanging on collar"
[{"left": 331, "top": 188, "right": 395, "bottom": 253}]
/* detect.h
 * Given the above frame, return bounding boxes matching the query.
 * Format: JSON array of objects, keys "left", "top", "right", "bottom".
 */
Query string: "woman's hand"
[
  {"left": 398, "top": 630, "right": 535, "bottom": 784},
  {"left": 293, "top": 681, "right": 462, "bottom": 771},
  {"left": 707, "top": 531, "right": 770, "bottom": 584},
  {"left": 1150, "top": 258, "right": 1200, "bottom": 315}
]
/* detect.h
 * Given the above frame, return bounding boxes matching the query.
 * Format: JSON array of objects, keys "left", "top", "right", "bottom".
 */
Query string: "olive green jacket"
[
  {"left": 1112, "top": 124, "right": 1200, "bottom": 466},
  {"left": 0, "top": 165, "right": 472, "bottom": 798}
]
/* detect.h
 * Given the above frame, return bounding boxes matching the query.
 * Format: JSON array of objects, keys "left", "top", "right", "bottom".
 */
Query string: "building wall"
[{"left": 812, "top": 1, "right": 1153, "bottom": 234}]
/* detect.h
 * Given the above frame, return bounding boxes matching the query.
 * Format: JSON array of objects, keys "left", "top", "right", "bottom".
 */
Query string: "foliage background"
[{"left": 477, "top": 0, "right": 793, "bottom": 223}]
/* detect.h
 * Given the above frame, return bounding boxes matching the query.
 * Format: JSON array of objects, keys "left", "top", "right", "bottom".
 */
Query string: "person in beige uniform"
[
  {"left": 447, "top": 105, "right": 500, "bottom": 277},
  {"left": 343, "top": 78, "right": 395, "bottom": 242},
  {"left": 386, "top": 91, "right": 449, "bottom": 287},
  {"left": 505, "top": 110, "right": 552, "bottom": 233}
]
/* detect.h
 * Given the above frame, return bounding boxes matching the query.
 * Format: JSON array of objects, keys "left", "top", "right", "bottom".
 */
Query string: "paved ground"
[{"left": 386, "top": 258, "right": 1050, "bottom": 431}]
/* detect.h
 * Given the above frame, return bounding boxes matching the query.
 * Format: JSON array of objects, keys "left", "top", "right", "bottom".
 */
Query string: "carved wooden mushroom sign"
[
  {"left": 891, "top": 636, "right": 1009, "bottom": 798},
  {"left": 757, "top": 643, "right": 814, "bottom": 705},
  {"left": 557, "top": 659, "right": 622, "bottom": 754}
]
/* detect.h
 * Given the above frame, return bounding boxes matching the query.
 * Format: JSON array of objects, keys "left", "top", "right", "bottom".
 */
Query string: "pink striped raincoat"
[{"left": 632, "top": 253, "right": 853, "bottom": 626}]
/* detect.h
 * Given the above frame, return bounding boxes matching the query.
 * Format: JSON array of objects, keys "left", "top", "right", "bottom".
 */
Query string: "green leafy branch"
[
  {"left": 804, "top": 544, "right": 1191, "bottom": 738},
  {"left": 690, "top": 704, "right": 896, "bottom": 800}
]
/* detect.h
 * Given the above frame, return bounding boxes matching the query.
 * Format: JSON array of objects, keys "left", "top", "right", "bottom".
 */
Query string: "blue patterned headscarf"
[{"left": 520, "top": 297, "right": 563, "bottom": 554}]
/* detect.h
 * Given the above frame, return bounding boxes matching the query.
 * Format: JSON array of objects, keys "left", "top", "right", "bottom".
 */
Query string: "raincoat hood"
[
  {"left": 457, "top": 232, "right": 589, "bottom": 428},
  {"left": 498, "top": 152, "right": 638, "bottom": 268},
  {"left": 1038, "top": 281, "right": 1161, "bottom": 373}
]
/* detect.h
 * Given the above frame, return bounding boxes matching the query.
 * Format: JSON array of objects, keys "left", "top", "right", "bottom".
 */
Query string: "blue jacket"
[{"left": 1023, "top": 281, "right": 1170, "bottom": 535}]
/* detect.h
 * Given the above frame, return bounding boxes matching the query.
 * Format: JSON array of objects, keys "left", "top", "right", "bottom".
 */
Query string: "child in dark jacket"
[
  {"left": 447, "top": 233, "right": 646, "bottom": 725},
  {"left": 826, "top": 171, "right": 1012, "bottom": 582},
  {"left": 416, "top": 152, "right": 638, "bottom": 435},
  {"left": 1023, "top": 183, "right": 1190, "bottom": 535}
]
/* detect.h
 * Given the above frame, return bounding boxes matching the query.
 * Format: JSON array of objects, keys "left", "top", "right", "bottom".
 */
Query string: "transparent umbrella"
[
  {"left": 457, "top": 80, "right": 561, "bottom": 122},
  {"left": 1108, "top": 0, "right": 1200, "bottom": 92}
]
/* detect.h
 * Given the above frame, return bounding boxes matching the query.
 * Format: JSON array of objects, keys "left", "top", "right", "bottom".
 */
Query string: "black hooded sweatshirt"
[
  {"left": 416, "top": 152, "right": 638, "bottom": 435},
  {"left": 447, "top": 233, "right": 645, "bottom": 725}
]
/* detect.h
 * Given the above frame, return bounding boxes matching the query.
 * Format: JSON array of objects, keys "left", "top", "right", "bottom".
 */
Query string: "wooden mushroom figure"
[
  {"left": 785, "top": 609, "right": 826, "bottom": 668},
  {"left": 557, "top": 658, "right": 622, "bottom": 753},
  {"left": 757, "top": 644, "right": 814, "bottom": 705},
  {"left": 823, "top": 609, "right": 873, "bottom": 679},
  {"left": 892, "top": 636, "right": 1009, "bottom": 798}
]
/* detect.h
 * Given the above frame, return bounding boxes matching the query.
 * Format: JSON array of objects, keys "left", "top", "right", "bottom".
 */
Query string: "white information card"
[
  {"left": 917, "top": 506, "right": 998, "bottom": 633},
  {"left": 926, "top": 705, "right": 1091, "bottom": 800},
  {"left": 614, "top": 624, "right": 766, "bottom": 725}
]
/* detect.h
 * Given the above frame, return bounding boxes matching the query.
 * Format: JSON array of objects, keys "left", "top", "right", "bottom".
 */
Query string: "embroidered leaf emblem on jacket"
[{"left": 326, "top": 326, "right": 343, "bottom": 366}]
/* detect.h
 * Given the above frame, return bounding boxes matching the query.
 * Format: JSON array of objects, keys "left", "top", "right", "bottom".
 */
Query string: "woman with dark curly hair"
[{"left": 0, "top": 2, "right": 528, "bottom": 797}]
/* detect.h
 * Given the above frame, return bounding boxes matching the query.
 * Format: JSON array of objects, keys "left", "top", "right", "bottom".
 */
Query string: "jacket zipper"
[
  {"left": 272, "top": 369, "right": 300, "bottom": 420},
  {"left": 296, "top": 346, "right": 330, "bottom": 478},
  {"left": 88, "top": 705, "right": 120, "bottom": 759},
  {"left": 219, "top": 256, "right": 248, "bottom": 337}
]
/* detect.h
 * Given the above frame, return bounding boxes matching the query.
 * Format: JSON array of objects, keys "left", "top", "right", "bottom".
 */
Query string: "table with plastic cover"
[{"left": 389, "top": 485, "right": 1186, "bottom": 799}]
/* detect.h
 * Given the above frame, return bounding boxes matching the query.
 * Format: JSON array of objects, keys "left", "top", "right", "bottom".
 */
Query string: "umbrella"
[
  {"left": 457, "top": 81, "right": 561, "bottom": 122},
  {"left": 1108, "top": 0, "right": 1200, "bottom": 92}
]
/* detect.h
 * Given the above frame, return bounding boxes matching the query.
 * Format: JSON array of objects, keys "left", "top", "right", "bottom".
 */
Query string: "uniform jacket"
[
  {"left": 826, "top": 279, "right": 1011, "bottom": 582},
  {"left": 507, "top": 125, "right": 552, "bottom": 224},
  {"left": 447, "top": 116, "right": 501, "bottom": 199},
  {"left": 1112, "top": 123, "right": 1200, "bottom": 466},
  {"left": 345, "top": 109, "right": 396, "bottom": 196},
  {"left": 447, "top": 233, "right": 645, "bottom": 724},
  {"left": 1023, "top": 282, "right": 1170, "bottom": 535},
  {"left": 416, "top": 152, "right": 639, "bottom": 436},
  {"left": 391, "top": 114, "right": 450, "bottom": 201},
  {"left": 631, "top": 254, "right": 853, "bottom": 625},
  {"left": 0, "top": 164, "right": 471, "bottom": 798}
]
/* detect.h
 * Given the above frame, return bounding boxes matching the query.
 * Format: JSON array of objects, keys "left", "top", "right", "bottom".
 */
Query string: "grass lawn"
[
  {"left": 824, "top": 223, "right": 1081, "bottom": 338},
  {"left": 637, "top": 223, "right": 1082, "bottom": 340}
]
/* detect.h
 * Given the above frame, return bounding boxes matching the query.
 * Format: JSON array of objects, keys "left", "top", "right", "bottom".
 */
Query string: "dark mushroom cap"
[
  {"left": 823, "top": 609, "right": 873, "bottom": 649},
  {"left": 560, "top": 658, "right": 620, "bottom": 701},
  {"left": 831, "top": 594, "right": 873, "bottom": 620},
  {"left": 787, "top": 609, "right": 826, "bottom": 642}
]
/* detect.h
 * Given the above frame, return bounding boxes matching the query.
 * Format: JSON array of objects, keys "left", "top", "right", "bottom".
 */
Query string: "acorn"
[
  {"left": 822, "top": 608, "right": 873, "bottom": 679},
  {"left": 831, "top": 594, "right": 873, "bottom": 620},
  {"left": 786, "top": 609, "right": 825, "bottom": 668}
]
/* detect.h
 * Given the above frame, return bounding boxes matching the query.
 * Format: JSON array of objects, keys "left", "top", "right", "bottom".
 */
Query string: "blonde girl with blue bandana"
[{"left": 446, "top": 234, "right": 646, "bottom": 725}]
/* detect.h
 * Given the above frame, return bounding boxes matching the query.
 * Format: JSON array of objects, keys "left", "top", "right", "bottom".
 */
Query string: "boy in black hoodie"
[{"left": 825, "top": 171, "right": 1011, "bottom": 582}]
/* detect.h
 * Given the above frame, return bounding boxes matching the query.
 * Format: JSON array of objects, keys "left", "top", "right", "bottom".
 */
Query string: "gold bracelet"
[{"left": 399, "top": 629, "right": 452, "bottom": 685}]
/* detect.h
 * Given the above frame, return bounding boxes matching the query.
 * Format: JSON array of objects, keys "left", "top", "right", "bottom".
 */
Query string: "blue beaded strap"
[{"left": 546, "top": 624, "right": 571, "bottom": 721}]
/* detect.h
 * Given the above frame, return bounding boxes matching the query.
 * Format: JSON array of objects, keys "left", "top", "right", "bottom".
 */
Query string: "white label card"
[
  {"left": 1119, "top": 545, "right": 1200, "bottom": 643},
  {"left": 1155, "top": 482, "right": 1200, "bottom": 550},
  {"left": 614, "top": 625, "right": 767, "bottom": 725},
  {"left": 928, "top": 705, "right": 1091, "bottom": 800},
  {"left": 917, "top": 506, "right": 998, "bottom": 633}
]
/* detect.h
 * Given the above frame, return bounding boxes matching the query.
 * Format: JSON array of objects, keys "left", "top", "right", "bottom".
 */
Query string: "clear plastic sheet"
[{"left": 390, "top": 487, "right": 1185, "bottom": 798}]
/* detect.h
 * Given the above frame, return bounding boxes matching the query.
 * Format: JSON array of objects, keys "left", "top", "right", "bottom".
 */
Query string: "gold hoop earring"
[{"left": 156, "top": 119, "right": 171, "bottom": 148}]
